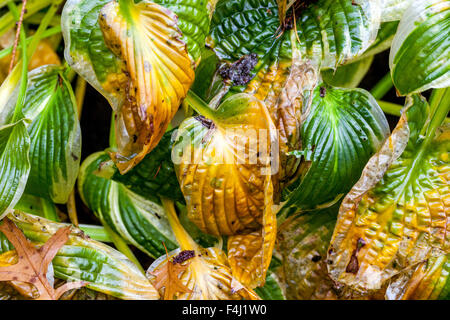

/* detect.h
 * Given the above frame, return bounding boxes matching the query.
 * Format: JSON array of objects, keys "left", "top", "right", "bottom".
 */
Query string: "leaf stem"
[
  {"left": 426, "top": 88, "right": 450, "bottom": 140},
  {"left": 161, "top": 197, "right": 198, "bottom": 252},
  {"left": 371, "top": 73, "right": 393, "bottom": 100},
  {"left": 8, "top": 0, "right": 28, "bottom": 123},
  {"left": 185, "top": 90, "right": 216, "bottom": 120},
  {"left": 103, "top": 223, "right": 145, "bottom": 274}
]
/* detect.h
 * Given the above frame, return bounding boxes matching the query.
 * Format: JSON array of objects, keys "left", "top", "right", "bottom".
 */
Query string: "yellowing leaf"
[
  {"left": 328, "top": 93, "right": 450, "bottom": 291},
  {"left": 150, "top": 251, "right": 192, "bottom": 300},
  {"left": 147, "top": 198, "right": 259, "bottom": 300},
  {"left": 99, "top": 0, "right": 195, "bottom": 173},
  {"left": 176, "top": 93, "right": 278, "bottom": 288}
]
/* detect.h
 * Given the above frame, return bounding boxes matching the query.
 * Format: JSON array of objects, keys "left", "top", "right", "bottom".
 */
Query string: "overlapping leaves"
[
  {"left": 147, "top": 199, "right": 259, "bottom": 300},
  {"left": 1, "top": 211, "right": 159, "bottom": 300},
  {"left": 63, "top": 0, "right": 212, "bottom": 173},
  {"left": 78, "top": 152, "right": 178, "bottom": 259},
  {"left": 328, "top": 93, "right": 450, "bottom": 291}
]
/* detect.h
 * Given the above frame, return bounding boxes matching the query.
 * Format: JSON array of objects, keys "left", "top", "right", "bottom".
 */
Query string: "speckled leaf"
[
  {"left": 78, "top": 152, "right": 178, "bottom": 259},
  {"left": 1, "top": 211, "right": 159, "bottom": 300},
  {"left": 328, "top": 93, "right": 450, "bottom": 291},
  {"left": 281, "top": 84, "right": 389, "bottom": 213},
  {"left": 254, "top": 271, "right": 285, "bottom": 300},
  {"left": 390, "top": 0, "right": 450, "bottom": 95},
  {"left": 22, "top": 66, "right": 81, "bottom": 204},
  {"left": 277, "top": 205, "right": 339, "bottom": 300}
]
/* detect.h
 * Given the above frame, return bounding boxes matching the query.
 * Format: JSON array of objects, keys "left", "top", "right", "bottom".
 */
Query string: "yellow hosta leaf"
[
  {"left": 99, "top": 0, "right": 195, "bottom": 173},
  {"left": 175, "top": 93, "right": 278, "bottom": 288},
  {"left": 228, "top": 175, "right": 277, "bottom": 288},
  {"left": 175, "top": 93, "right": 277, "bottom": 236},
  {"left": 147, "top": 199, "right": 259, "bottom": 300}
]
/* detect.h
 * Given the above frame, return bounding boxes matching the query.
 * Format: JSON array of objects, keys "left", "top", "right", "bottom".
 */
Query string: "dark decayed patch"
[
  {"left": 219, "top": 53, "right": 258, "bottom": 86},
  {"left": 172, "top": 250, "right": 195, "bottom": 264},
  {"left": 195, "top": 115, "right": 215, "bottom": 130},
  {"left": 345, "top": 238, "right": 366, "bottom": 274}
]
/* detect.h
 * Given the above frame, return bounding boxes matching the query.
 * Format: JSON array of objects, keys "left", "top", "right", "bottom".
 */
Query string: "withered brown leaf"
[
  {"left": 0, "top": 218, "right": 87, "bottom": 300},
  {"left": 150, "top": 251, "right": 192, "bottom": 300}
]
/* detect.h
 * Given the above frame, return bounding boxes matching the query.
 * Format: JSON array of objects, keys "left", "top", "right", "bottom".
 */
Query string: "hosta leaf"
[
  {"left": 62, "top": 0, "right": 125, "bottom": 108},
  {"left": 386, "top": 253, "right": 450, "bottom": 300},
  {"left": 147, "top": 200, "right": 259, "bottom": 300},
  {"left": 0, "top": 120, "right": 30, "bottom": 219},
  {"left": 22, "top": 65, "right": 81, "bottom": 204},
  {"left": 78, "top": 152, "right": 178, "bottom": 258},
  {"left": 322, "top": 56, "right": 374, "bottom": 89},
  {"left": 278, "top": 206, "right": 339, "bottom": 300},
  {"left": 176, "top": 92, "right": 278, "bottom": 287},
  {"left": 99, "top": 0, "right": 196, "bottom": 173},
  {"left": 63, "top": 0, "right": 212, "bottom": 173},
  {"left": 175, "top": 93, "right": 277, "bottom": 236},
  {"left": 97, "top": 130, "right": 184, "bottom": 203},
  {"left": 2, "top": 211, "right": 158, "bottom": 300},
  {"left": 328, "top": 93, "right": 450, "bottom": 291},
  {"left": 282, "top": 84, "right": 389, "bottom": 213},
  {"left": 390, "top": 0, "right": 450, "bottom": 95},
  {"left": 381, "top": 0, "right": 413, "bottom": 22}
]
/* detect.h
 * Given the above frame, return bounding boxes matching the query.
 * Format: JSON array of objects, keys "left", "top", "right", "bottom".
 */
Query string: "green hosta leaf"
[
  {"left": 97, "top": 130, "right": 184, "bottom": 203},
  {"left": 62, "top": 0, "right": 124, "bottom": 107},
  {"left": 387, "top": 253, "right": 450, "bottom": 300},
  {"left": 22, "top": 65, "right": 81, "bottom": 204},
  {"left": 209, "top": 0, "right": 381, "bottom": 69},
  {"left": 1, "top": 211, "right": 158, "bottom": 300},
  {"left": 78, "top": 152, "right": 178, "bottom": 259},
  {"left": 207, "top": 0, "right": 381, "bottom": 182},
  {"left": 328, "top": 93, "right": 450, "bottom": 291},
  {"left": 390, "top": 0, "right": 450, "bottom": 95},
  {"left": 0, "top": 120, "right": 30, "bottom": 219},
  {"left": 281, "top": 84, "right": 389, "bottom": 213},
  {"left": 322, "top": 56, "right": 374, "bottom": 89},
  {"left": 255, "top": 271, "right": 285, "bottom": 300},
  {"left": 278, "top": 205, "right": 339, "bottom": 300}
]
